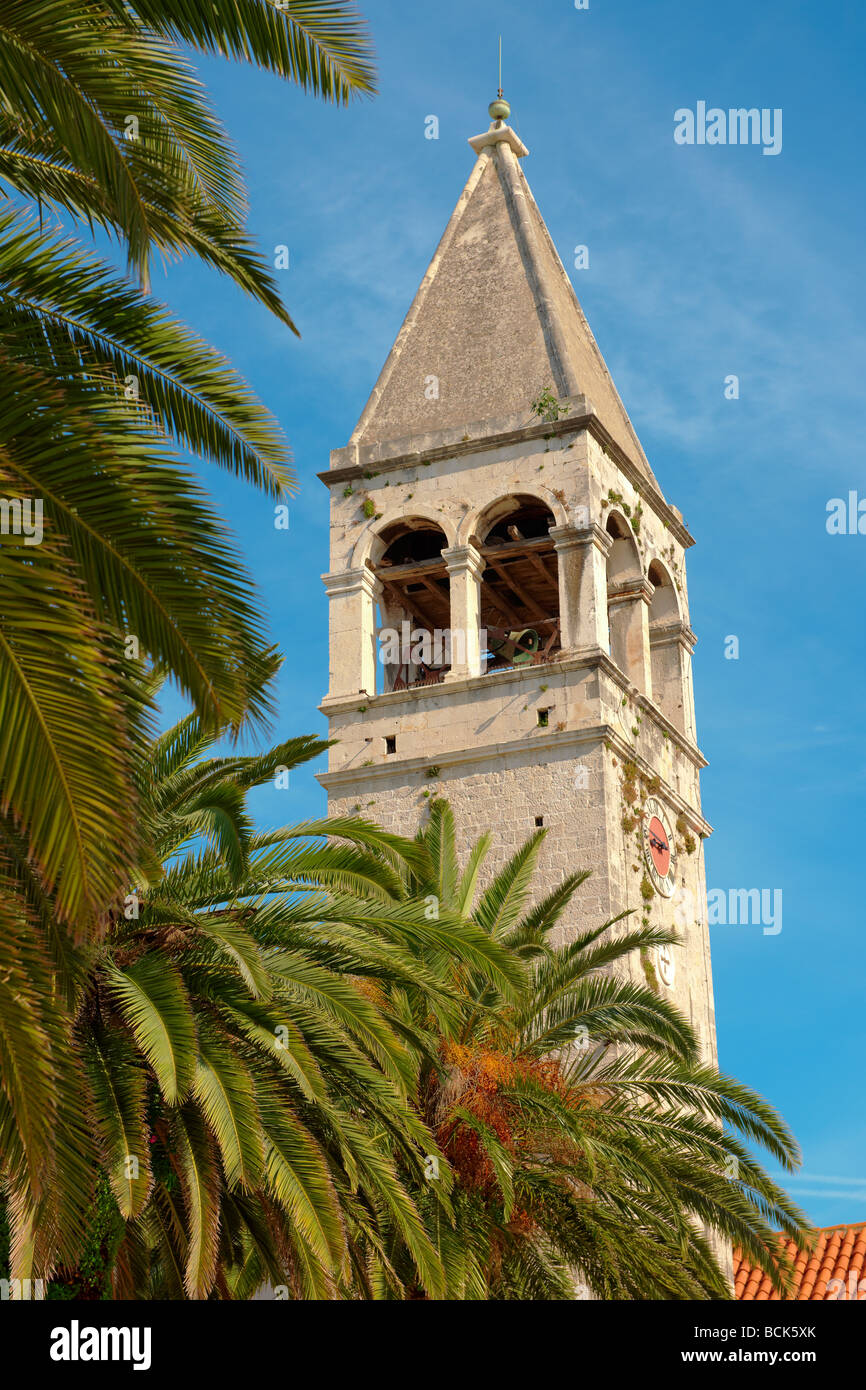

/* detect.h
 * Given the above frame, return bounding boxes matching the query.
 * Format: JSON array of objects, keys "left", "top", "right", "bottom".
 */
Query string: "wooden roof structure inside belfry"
[
  {"left": 374, "top": 533, "right": 559, "bottom": 635},
  {"left": 373, "top": 494, "right": 561, "bottom": 663}
]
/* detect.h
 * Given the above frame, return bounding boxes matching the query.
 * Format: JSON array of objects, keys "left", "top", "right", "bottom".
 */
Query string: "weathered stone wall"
[
  {"left": 324, "top": 660, "right": 718, "bottom": 1065},
  {"left": 326, "top": 423, "right": 690, "bottom": 615}
]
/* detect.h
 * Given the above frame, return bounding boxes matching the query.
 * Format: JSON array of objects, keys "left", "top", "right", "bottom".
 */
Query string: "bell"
[
  {"left": 489, "top": 629, "right": 539, "bottom": 665},
  {"left": 511, "top": 629, "right": 540, "bottom": 665}
]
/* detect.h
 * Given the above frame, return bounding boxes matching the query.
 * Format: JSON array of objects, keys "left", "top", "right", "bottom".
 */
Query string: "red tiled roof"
[{"left": 735, "top": 1223, "right": 866, "bottom": 1301}]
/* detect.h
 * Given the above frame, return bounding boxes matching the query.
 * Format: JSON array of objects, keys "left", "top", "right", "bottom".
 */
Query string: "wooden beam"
[
  {"left": 481, "top": 579, "right": 523, "bottom": 627},
  {"left": 485, "top": 558, "right": 548, "bottom": 621},
  {"left": 373, "top": 555, "right": 447, "bottom": 584},
  {"left": 419, "top": 576, "right": 450, "bottom": 608},
  {"left": 381, "top": 583, "right": 440, "bottom": 634},
  {"left": 479, "top": 535, "right": 554, "bottom": 563},
  {"left": 527, "top": 550, "right": 557, "bottom": 590}
]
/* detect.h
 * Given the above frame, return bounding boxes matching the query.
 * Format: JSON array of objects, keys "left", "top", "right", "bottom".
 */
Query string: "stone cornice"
[
  {"left": 316, "top": 721, "right": 712, "bottom": 837},
  {"left": 649, "top": 618, "right": 698, "bottom": 652},
  {"left": 597, "top": 650, "right": 708, "bottom": 768},
  {"left": 601, "top": 732, "right": 713, "bottom": 838},
  {"left": 607, "top": 576, "right": 654, "bottom": 607},
  {"left": 319, "top": 646, "right": 707, "bottom": 770},
  {"left": 319, "top": 724, "right": 605, "bottom": 792},
  {"left": 318, "top": 410, "right": 694, "bottom": 550}
]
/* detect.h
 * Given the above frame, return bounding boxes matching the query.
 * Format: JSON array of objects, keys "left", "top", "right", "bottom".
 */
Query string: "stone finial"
[{"left": 467, "top": 121, "right": 528, "bottom": 158}]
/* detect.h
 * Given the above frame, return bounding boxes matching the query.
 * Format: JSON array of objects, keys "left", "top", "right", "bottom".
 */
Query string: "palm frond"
[{"left": 106, "top": 955, "right": 197, "bottom": 1104}]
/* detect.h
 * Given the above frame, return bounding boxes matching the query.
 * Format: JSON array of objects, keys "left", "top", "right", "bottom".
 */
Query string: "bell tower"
[{"left": 318, "top": 104, "right": 718, "bottom": 1062}]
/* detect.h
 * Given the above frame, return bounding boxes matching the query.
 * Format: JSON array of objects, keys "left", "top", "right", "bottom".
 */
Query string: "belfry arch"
[
  {"left": 605, "top": 512, "right": 652, "bottom": 693},
  {"left": 371, "top": 518, "right": 452, "bottom": 691},
  {"left": 471, "top": 495, "right": 562, "bottom": 670},
  {"left": 647, "top": 559, "right": 680, "bottom": 624},
  {"left": 647, "top": 558, "right": 694, "bottom": 735}
]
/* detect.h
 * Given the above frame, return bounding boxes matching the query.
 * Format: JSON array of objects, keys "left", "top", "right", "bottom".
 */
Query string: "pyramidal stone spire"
[{"left": 348, "top": 105, "right": 658, "bottom": 488}]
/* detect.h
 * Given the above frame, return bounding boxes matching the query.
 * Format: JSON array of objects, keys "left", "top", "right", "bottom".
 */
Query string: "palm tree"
[
  {"left": 0, "top": 3, "right": 376, "bottom": 1267},
  {"left": 369, "top": 801, "right": 811, "bottom": 1300},
  {"left": 0, "top": 0, "right": 375, "bottom": 933},
  {"left": 5, "top": 713, "right": 521, "bottom": 1297},
  {"left": 0, "top": 2, "right": 375, "bottom": 297}
]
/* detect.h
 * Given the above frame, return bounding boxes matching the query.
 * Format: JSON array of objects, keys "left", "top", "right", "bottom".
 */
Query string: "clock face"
[
  {"left": 642, "top": 797, "right": 677, "bottom": 898},
  {"left": 647, "top": 816, "right": 670, "bottom": 876}
]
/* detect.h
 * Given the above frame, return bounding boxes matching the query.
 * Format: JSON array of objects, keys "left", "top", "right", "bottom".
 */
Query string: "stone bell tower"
[{"left": 318, "top": 104, "right": 718, "bottom": 1062}]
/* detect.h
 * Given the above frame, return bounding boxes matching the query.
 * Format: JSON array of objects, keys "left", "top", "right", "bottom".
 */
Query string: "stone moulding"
[
  {"left": 316, "top": 719, "right": 713, "bottom": 841},
  {"left": 319, "top": 410, "right": 695, "bottom": 552},
  {"left": 319, "top": 648, "right": 708, "bottom": 773}
]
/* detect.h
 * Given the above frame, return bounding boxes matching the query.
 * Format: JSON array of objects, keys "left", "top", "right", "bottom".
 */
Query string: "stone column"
[
  {"left": 442, "top": 544, "right": 485, "bottom": 681},
  {"left": 649, "top": 619, "right": 697, "bottom": 738},
  {"left": 607, "top": 576, "right": 653, "bottom": 695},
  {"left": 377, "top": 584, "right": 414, "bottom": 692},
  {"left": 321, "top": 566, "right": 381, "bottom": 699},
  {"left": 550, "top": 523, "right": 612, "bottom": 656}
]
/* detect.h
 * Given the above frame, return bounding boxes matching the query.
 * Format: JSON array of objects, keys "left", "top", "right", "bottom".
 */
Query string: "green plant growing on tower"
[
  {"left": 530, "top": 387, "right": 568, "bottom": 423},
  {"left": 640, "top": 945, "right": 661, "bottom": 995}
]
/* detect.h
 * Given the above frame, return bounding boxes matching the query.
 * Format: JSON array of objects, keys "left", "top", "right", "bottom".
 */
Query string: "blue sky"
[{"left": 150, "top": 0, "right": 866, "bottom": 1226}]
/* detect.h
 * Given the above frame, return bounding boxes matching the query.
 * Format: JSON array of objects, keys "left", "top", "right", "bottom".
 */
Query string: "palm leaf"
[
  {"left": 192, "top": 1026, "right": 264, "bottom": 1189},
  {"left": 84, "top": 1028, "right": 152, "bottom": 1219},
  {"left": 128, "top": 0, "right": 377, "bottom": 103},
  {"left": 106, "top": 954, "right": 197, "bottom": 1104},
  {"left": 171, "top": 1104, "right": 222, "bottom": 1298}
]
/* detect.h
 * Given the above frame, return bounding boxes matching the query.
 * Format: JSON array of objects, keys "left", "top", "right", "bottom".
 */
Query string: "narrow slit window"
[
  {"left": 535, "top": 816, "right": 544, "bottom": 828},
  {"left": 385, "top": 735, "right": 397, "bottom": 755},
  {"left": 537, "top": 708, "right": 550, "bottom": 728}
]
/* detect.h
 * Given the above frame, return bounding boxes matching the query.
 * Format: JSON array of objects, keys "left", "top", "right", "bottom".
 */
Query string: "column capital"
[
  {"left": 550, "top": 522, "right": 612, "bottom": 557},
  {"left": 322, "top": 565, "right": 382, "bottom": 600},
  {"left": 607, "top": 575, "right": 654, "bottom": 609},
  {"left": 650, "top": 618, "right": 697, "bottom": 652},
  {"left": 442, "top": 543, "right": 486, "bottom": 580}
]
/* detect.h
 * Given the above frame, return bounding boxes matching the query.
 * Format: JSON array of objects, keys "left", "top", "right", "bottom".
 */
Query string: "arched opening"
[
  {"left": 472, "top": 496, "right": 561, "bottom": 672},
  {"left": 647, "top": 559, "right": 686, "bottom": 730},
  {"left": 606, "top": 511, "right": 642, "bottom": 583},
  {"left": 371, "top": 519, "right": 451, "bottom": 692},
  {"left": 605, "top": 512, "right": 643, "bottom": 675},
  {"left": 648, "top": 560, "right": 679, "bottom": 626}
]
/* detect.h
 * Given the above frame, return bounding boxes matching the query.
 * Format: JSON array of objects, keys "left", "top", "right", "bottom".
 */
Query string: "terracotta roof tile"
[{"left": 735, "top": 1223, "right": 866, "bottom": 1301}]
